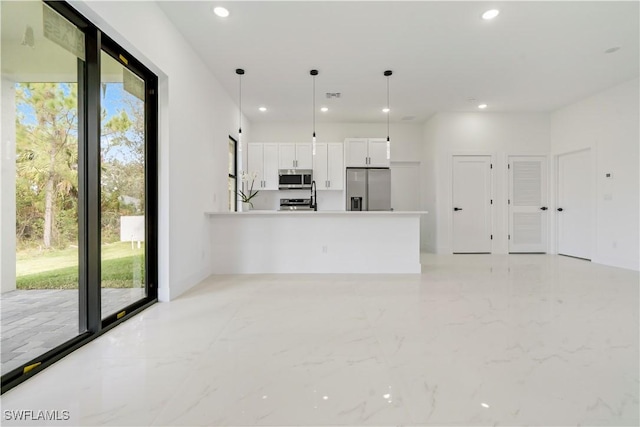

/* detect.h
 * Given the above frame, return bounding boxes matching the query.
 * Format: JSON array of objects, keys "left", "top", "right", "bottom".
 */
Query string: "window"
[{"left": 228, "top": 136, "right": 237, "bottom": 211}]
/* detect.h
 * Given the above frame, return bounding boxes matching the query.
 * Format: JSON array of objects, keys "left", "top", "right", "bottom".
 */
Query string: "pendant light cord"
[
  {"left": 238, "top": 73, "right": 242, "bottom": 135},
  {"left": 312, "top": 74, "right": 316, "bottom": 138},
  {"left": 386, "top": 74, "right": 390, "bottom": 141}
]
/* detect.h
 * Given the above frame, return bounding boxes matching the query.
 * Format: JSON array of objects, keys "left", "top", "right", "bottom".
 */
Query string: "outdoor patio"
[{"left": 1, "top": 288, "right": 145, "bottom": 375}]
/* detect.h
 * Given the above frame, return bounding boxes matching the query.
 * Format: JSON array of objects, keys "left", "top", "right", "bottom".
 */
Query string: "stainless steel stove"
[{"left": 279, "top": 198, "right": 313, "bottom": 211}]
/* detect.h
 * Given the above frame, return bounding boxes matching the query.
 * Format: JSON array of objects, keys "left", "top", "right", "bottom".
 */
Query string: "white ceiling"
[{"left": 158, "top": 1, "right": 639, "bottom": 124}]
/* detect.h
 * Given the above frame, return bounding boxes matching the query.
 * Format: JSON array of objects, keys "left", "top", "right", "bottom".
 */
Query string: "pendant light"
[
  {"left": 384, "top": 70, "right": 392, "bottom": 160},
  {"left": 310, "top": 69, "right": 318, "bottom": 155},
  {"left": 236, "top": 68, "right": 244, "bottom": 154}
]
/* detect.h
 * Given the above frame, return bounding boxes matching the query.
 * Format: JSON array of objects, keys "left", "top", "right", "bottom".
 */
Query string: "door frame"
[
  {"left": 2, "top": 0, "right": 158, "bottom": 394},
  {"left": 505, "top": 153, "right": 551, "bottom": 253},
  {"left": 553, "top": 147, "right": 595, "bottom": 258},
  {"left": 449, "top": 151, "right": 496, "bottom": 254}
]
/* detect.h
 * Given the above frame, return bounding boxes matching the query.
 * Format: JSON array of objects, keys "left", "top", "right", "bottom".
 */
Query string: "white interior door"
[
  {"left": 452, "top": 155, "right": 492, "bottom": 253},
  {"left": 391, "top": 162, "right": 420, "bottom": 211},
  {"left": 557, "top": 149, "right": 591, "bottom": 260},
  {"left": 508, "top": 156, "right": 548, "bottom": 253}
]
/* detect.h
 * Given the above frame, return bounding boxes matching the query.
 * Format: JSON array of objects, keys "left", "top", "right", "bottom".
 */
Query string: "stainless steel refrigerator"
[{"left": 346, "top": 168, "right": 391, "bottom": 211}]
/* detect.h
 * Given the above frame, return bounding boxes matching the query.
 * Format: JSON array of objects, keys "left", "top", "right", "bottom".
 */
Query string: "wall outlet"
[
  {"left": 612, "top": 241, "right": 617, "bottom": 249},
  {"left": 322, "top": 245, "right": 328, "bottom": 254}
]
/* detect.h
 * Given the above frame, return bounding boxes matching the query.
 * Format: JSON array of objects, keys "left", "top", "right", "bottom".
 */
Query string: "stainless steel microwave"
[{"left": 278, "top": 169, "right": 312, "bottom": 189}]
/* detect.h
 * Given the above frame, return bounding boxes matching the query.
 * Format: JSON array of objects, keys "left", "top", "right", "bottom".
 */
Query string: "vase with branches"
[{"left": 237, "top": 171, "right": 260, "bottom": 210}]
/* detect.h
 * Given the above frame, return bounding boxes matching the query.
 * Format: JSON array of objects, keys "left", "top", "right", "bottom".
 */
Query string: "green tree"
[
  {"left": 100, "top": 87, "right": 145, "bottom": 243},
  {"left": 15, "top": 83, "right": 78, "bottom": 249}
]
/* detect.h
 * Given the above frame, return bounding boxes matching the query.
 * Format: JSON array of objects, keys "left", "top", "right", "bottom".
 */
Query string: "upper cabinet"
[
  {"left": 247, "top": 143, "right": 279, "bottom": 190},
  {"left": 279, "top": 143, "right": 312, "bottom": 170},
  {"left": 313, "top": 143, "right": 344, "bottom": 190},
  {"left": 344, "top": 138, "right": 390, "bottom": 167}
]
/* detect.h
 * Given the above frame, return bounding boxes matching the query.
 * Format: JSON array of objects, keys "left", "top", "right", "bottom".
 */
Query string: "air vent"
[
  {"left": 326, "top": 92, "right": 341, "bottom": 99},
  {"left": 401, "top": 116, "right": 415, "bottom": 121}
]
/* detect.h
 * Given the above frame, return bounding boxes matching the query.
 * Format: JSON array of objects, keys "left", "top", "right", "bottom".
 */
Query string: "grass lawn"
[{"left": 16, "top": 242, "right": 145, "bottom": 290}]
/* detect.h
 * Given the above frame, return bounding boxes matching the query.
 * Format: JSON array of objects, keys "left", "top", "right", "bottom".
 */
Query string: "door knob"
[
  {"left": 454, "top": 207, "right": 463, "bottom": 211},
  {"left": 557, "top": 208, "right": 563, "bottom": 212},
  {"left": 540, "top": 207, "right": 548, "bottom": 211}
]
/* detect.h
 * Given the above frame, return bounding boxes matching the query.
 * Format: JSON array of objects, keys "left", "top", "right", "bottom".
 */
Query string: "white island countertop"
[
  {"left": 207, "top": 210, "right": 427, "bottom": 274},
  {"left": 206, "top": 210, "right": 428, "bottom": 216}
]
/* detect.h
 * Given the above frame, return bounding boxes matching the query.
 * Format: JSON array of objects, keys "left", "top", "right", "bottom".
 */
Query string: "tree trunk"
[{"left": 43, "top": 146, "right": 56, "bottom": 249}]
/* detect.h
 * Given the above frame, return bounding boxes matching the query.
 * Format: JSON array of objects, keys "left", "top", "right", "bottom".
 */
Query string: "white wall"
[
  {"left": 249, "top": 121, "right": 424, "bottom": 211},
  {"left": 550, "top": 78, "right": 639, "bottom": 271},
  {"left": 422, "top": 112, "right": 551, "bottom": 254},
  {"left": 1, "top": 75, "right": 17, "bottom": 293},
  {"left": 73, "top": 1, "right": 249, "bottom": 300},
  {"left": 421, "top": 116, "right": 438, "bottom": 252}
]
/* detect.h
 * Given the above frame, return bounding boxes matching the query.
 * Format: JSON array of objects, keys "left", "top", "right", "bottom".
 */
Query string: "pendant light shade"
[
  {"left": 236, "top": 68, "right": 244, "bottom": 152},
  {"left": 384, "top": 70, "right": 392, "bottom": 160},
  {"left": 310, "top": 69, "right": 318, "bottom": 156}
]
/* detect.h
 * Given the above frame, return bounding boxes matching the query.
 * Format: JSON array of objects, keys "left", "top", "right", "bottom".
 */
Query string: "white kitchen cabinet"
[
  {"left": 313, "top": 142, "right": 344, "bottom": 190},
  {"left": 279, "top": 143, "right": 312, "bottom": 170},
  {"left": 313, "top": 144, "right": 328, "bottom": 189},
  {"left": 344, "top": 138, "right": 369, "bottom": 167},
  {"left": 367, "top": 138, "right": 389, "bottom": 167},
  {"left": 327, "top": 143, "right": 344, "bottom": 190},
  {"left": 344, "top": 138, "right": 390, "bottom": 167},
  {"left": 296, "top": 143, "right": 312, "bottom": 169},
  {"left": 247, "top": 142, "right": 278, "bottom": 190}
]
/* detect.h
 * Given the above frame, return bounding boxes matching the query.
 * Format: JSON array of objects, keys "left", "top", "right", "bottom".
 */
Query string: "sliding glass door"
[
  {"left": 1, "top": 0, "right": 84, "bottom": 378},
  {"left": 1, "top": 0, "right": 158, "bottom": 392},
  {"left": 99, "top": 49, "right": 148, "bottom": 319}
]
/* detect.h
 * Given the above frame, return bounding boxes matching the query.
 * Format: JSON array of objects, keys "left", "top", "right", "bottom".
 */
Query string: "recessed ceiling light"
[
  {"left": 213, "top": 7, "right": 229, "bottom": 18},
  {"left": 259, "top": 107, "right": 267, "bottom": 112},
  {"left": 482, "top": 9, "right": 500, "bottom": 20},
  {"left": 382, "top": 108, "right": 390, "bottom": 113},
  {"left": 478, "top": 104, "right": 488, "bottom": 109},
  {"left": 604, "top": 46, "right": 621, "bottom": 54},
  {"left": 320, "top": 107, "right": 329, "bottom": 112}
]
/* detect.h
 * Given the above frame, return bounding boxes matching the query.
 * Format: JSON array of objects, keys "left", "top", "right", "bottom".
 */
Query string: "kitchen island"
[{"left": 205, "top": 211, "right": 427, "bottom": 274}]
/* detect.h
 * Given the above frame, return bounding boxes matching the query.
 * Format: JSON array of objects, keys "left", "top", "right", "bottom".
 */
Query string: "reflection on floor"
[
  {"left": 1, "top": 254, "right": 638, "bottom": 426},
  {"left": 0, "top": 288, "right": 145, "bottom": 375}
]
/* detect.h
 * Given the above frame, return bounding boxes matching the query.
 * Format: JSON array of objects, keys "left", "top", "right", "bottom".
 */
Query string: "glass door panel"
[
  {"left": 99, "top": 51, "right": 147, "bottom": 318},
  {"left": 1, "top": 1, "right": 83, "bottom": 375}
]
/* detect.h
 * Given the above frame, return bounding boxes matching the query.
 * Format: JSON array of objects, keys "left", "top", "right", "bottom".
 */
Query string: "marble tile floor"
[
  {"left": 1, "top": 288, "right": 146, "bottom": 375},
  {"left": 1, "top": 254, "right": 638, "bottom": 426}
]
